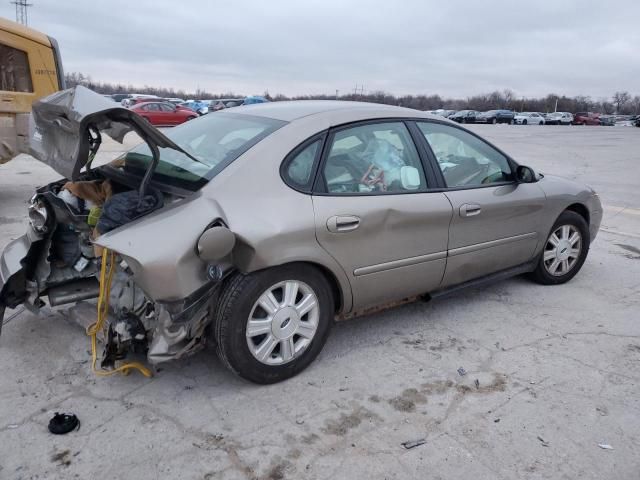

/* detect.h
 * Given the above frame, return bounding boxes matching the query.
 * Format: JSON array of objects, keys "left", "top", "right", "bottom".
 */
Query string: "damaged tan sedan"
[{"left": 0, "top": 87, "right": 602, "bottom": 383}]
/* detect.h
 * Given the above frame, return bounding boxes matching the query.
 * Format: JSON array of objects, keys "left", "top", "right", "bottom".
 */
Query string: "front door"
[
  {"left": 311, "top": 121, "right": 453, "bottom": 311},
  {"left": 414, "top": 121, "right": 547, "bottom": 287}
]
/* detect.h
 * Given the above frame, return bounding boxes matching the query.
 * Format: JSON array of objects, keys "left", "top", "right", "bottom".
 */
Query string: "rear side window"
[
  {"left": 0, "top": 42, "right": 33, "bottom": 93},
  {"left": 321, "top": 122, "right": 427, "bottom": 194},
  {"left": 282, "top": 138, "right": 322, "bottom": 191}
]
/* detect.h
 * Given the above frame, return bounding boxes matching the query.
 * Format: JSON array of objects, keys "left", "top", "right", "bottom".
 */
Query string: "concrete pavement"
[{"left": 0, "top": 125, "right": 639, "bottom": 479}]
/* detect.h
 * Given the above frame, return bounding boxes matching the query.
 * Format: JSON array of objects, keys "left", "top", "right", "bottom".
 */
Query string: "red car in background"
[
  {"left": 573, "top": 112, "right": 600, "bottom": 125},
  {"left": 130, "top": 101, "right": 197, "bottom": 126}
]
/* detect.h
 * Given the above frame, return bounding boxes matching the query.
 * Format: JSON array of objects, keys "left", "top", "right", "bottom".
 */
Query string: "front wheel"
[
  {"left": 530, "top": 211, "right": 589, "bottom": 285},
  {"left": 212, "top": 264, "right": 333, "bottom": 384},
  {"left": 492, "top": 118, "right": 497, "bottom": 124}
]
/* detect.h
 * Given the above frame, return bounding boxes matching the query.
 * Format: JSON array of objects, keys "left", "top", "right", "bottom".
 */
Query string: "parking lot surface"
[{"left": 1, "top": 125, "right": 639, "bottom": 479}]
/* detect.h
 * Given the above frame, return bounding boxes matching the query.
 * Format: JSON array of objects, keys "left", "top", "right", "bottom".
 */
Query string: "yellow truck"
[{"left": 0, "top": 16, "right": 65, "bottom": 164}]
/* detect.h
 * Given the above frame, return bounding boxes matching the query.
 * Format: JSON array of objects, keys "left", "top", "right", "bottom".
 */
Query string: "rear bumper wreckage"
[{"left": 0, "top": 86, "right": 236, "bottom": 371}]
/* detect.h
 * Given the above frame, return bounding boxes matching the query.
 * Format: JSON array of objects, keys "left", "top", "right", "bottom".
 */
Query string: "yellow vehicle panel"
[{"left": 0, "top": 17, "right": 63, "bottom": 163}]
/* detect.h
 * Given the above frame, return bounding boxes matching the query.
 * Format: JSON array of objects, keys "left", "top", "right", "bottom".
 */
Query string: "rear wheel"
[
  {"left": 530, "top": 211, "right": 589, "bottom": 285},
  {"left": 213, "top": 264, "right": 333, "bottom": 384}
]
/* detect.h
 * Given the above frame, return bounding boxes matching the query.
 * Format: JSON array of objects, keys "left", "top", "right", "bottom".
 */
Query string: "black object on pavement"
[{"left": 48, "top": 412, "right": 80, "bottom": 435}]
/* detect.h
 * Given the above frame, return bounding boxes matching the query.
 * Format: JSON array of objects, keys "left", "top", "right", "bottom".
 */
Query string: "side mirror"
[
  {"left": 400, "top": 166, "right": 421, "bottom": 190},
  {"left": 197, "top": 226, "right": 235, "bottom": 262},
  {"left": 516, "top": 165, "right": 537, "bottom": 183}
]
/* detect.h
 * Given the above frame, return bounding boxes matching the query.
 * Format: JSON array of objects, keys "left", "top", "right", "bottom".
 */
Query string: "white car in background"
[
  {"left": 545, "top": 112, "right": 574, "bottom": 125},
  {"left": 515, "top": 112, "right": 545, "bottom": 125}
]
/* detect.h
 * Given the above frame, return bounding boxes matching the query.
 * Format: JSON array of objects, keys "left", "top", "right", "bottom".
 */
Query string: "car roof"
[{"left": 228, "top": 100, "right": 441, "bottom": 123}]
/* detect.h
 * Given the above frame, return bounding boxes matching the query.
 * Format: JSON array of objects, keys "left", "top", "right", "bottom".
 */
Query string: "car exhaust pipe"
[{"left": 47, "top": 278, "right": 100, "bottom": 306}]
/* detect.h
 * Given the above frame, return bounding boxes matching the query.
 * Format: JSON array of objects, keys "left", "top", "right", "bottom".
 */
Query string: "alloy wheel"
[
  {"left": 543, "top": 225, "right": 582, "bottom": 276},
  {"left": 246, "top": 280, "right": 320, "bottom": 365}
]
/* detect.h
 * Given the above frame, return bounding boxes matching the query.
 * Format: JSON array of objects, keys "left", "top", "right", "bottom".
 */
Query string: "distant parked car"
[
  {"left": 180, "top": 100, "right": 211, "bottom": 115},
  {"left": 573, "top": 112, "right": 600, "bottom": 125},
  {"left": 449, "top": 110, "right": 479, "bottom": 124},
  {"left": 514, "top": 112, "right": 545, "bottom": 125},
  {"left": 130, "top": 101, "right": 197, "bottom": 126},
  {"left": 122, "top": 94, "right": 160, "bottom": 107},
  {"left": 210, "top": 98, "right": 245, "bottom": 112},
  {"left": 476, "top": 110, "right": 515, "bottom": 124},
  {"left": 125, "top": 97, "right": 164, "bottom": 107},
  {"left": 598, "top": 115, "right": 615, "bottom": 126},
  {"left": 243, "top": 96, "right": 270, "bottom": 105},
  {"left": 545, "top": 112, "right": 573, "bottom": 125},
  {"left": 633, "top": 115, "right": 640, "bottom": 127},
  {"left": 111, "top": 93, "right": 132, "bottom": 103}
]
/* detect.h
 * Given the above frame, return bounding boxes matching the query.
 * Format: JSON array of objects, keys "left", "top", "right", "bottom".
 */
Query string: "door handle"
[
  {"left": 460, "top": 203, "right": 481, "bottom": 217},
  {"left": 327, "top": 215, "right": 361, "bottom": 233}
]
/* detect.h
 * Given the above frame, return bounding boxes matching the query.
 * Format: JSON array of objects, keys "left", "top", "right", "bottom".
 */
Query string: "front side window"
[
  {"left": 0, "top": 42, "right": 33, "bottom": 93},
  {"left": 322, "top": 122, "right": 426, "bottom": 194},
  {"left": 417, "top": 122, "right": 513, "bottom": 188}
]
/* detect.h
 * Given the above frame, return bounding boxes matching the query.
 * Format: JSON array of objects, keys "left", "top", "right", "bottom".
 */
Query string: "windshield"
[{"left": 122, "top": 112, "right": 286, "bottom": 190}]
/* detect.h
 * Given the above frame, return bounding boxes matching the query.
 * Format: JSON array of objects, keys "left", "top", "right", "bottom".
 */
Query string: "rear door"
[
  {"left": 309, "top": 120, "right": 453, "bottom": 311},
  {"left": 142, "top": 102, "right": 162, "bottom": 125},
  {"left": 414, "top": 121, "right": 547, "bottom": 287},
  {"left": 159, "top": 102, "right": 179, "bottom": 125}
]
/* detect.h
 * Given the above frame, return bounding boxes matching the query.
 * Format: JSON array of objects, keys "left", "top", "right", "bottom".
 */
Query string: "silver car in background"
[{"left": 0, "top": 87, "right": 602, "bottom": 383}]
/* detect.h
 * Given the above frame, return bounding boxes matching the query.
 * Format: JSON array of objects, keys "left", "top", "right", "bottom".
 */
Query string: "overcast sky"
[{"left": 3, "top": 0, "right": 639, "bottom": 98}]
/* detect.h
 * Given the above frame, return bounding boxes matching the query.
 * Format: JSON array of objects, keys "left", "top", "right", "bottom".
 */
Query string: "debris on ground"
[
  {"left": 537, "top": 436, "right": 549, "bottom": 447},
  {"left": 48, "top": 412, "right": 80, "bottom": 435},
  {"left": 296, "top": 418, "right": 305, "bottom": 425},
  {"left": 475, "top": 379, "right": 480, "bottom": 389},
  {"left": 598, "top": 443, "right": 614, "bottom": 450},
  {"left": 401, "top": 438, "right": 426, "bottom": 449},
  {"left": 51, "top": 449, "right": 72, "bottom": 466},
  {"left": 457, "top": 367, "right": 467, "bottom": 376},
  {"left": 494, "top": 418, "right": 501, "bottom": 423}
]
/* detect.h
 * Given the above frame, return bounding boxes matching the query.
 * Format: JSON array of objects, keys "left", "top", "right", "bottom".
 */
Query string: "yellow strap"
[{"left": 86, "top": 249, "right": 153, "bottom": 378}]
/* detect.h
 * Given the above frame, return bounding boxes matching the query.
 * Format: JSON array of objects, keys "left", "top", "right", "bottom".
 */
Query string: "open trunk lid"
[{"left": 29, "top": 85, "right": 190, "bottom": 181}]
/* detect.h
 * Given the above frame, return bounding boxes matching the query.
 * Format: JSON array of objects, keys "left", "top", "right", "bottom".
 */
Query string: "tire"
[
  {"left": 522, "top": 119, "right": 527, "bottom": 125},
  {"left": 186, "top": 116, "right": 196, "bottom": 121},
  {"left": 530, "top": 210, "right": 589, "bottom": 285},
  {"left": 213, "top": 264, "right": 333, "bottom": 384},
  {"left": 491, "top": 118, "right": 497, "bottom": 124},
  {"left": 462, "top": 118, "right": 467, "bottom": 124},
  {"left": 509, "top": 119, "right": 514, "bottom": 125}
]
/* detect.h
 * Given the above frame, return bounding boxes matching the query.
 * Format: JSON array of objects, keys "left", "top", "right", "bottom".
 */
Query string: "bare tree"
[{"left": 613, "top": 91, "right": 631, "bottom": 113}]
